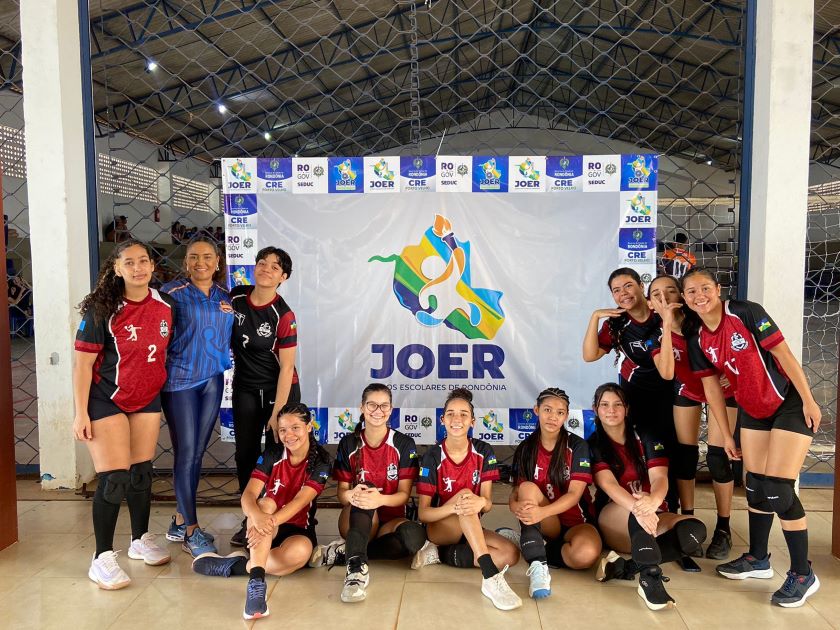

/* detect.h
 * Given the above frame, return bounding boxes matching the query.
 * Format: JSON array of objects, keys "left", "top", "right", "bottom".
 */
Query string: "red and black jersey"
[
  {"left": 649, "top": 330, "right": 734, "bottom": 403},
  {"left": 251, "top": 442, "right": 331, "bottom": 529},
  {"left": 230, "top": 285, "right": 299, "bottom": 389},
  {"left": 334, "top": 428, "right": 419, "bottom": 523},
  {"left": 687, "top": 300, "right": 787, "bottom": 418},
  {"left": 512, "top": 433, "right": 595, "bottom": 526},
  {"left": 589, "top": 431, "right": 668, "bottom": 512},
  {"left": 75, "top": 289, "right": 175, "bottom": 412},
  {"left": 417, "top": 438, "right": 499, "bottom": 506},
  {"left": 598, "top": 312, "right": 670, "bottom": 392}
]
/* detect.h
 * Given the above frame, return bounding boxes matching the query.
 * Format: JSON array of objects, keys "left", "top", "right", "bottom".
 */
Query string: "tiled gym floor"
[{"left": 0, "top": 484, "right": 837, "bottom": 629}]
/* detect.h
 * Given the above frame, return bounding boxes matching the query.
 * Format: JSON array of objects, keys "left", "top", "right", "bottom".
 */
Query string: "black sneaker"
[
  {"left": 771, "top": 566, "right": 820, "bottom": 608},
  {"left": 230, "top": 519, "right": 247, "bottom": 548},
  {"left": 595, "top": 551, "right": 638, "bottom": 582},
  {"left": 716, "top": 553, "right": 773, "bottom": 580},
  {"left": 705, "top": 529, "right": 732, "bottom": 560},
  {"left": 637, "top": 566, "right": 675, "bottom": 611}
]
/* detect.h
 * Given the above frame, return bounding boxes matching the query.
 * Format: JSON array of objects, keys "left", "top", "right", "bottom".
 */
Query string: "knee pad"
[
  {"left": 744, "top": 472, "right": 772, "bottom": 512},
  {"left": 764, "top": 476, "right": 805, "bottom": 520},
  {"left": 630, "top": 529, "right": 661, "bottom": 567},
  {"left": 129, "top": 460, "right": 153, "bottom": 491},
  {"left": 395, "top": 521, "right": 426, "bottom": 555},
  {"left": 706, "top": 446, "right": 734, "bottom": 484},
  {"left": 673, "top": 443, "right": 700, "bottom": 481},
  {"left": 98, "top": 470, "right": 130, "bottom": 505},
  {"left": 674, "top": 518, "right": 707, "bottom": 555}
]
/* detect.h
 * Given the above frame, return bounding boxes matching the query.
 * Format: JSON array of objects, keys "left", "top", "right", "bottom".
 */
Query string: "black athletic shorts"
[
  {"left": 271, "top": 523, "right": 318, "bottom": 550},
  {"left": 674, "top": 394, "right": 737, "bottom": 409},
  {"left": 738, "top": 387, "right": 814, "bottom": 437},
  {"left": 88, "top": 385, "right": 161, "bottom": 421}
]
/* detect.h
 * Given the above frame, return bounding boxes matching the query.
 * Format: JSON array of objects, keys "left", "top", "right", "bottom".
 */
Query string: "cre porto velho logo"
[{"left": 369, "top": 214, "right": 505, "bottom": 340}]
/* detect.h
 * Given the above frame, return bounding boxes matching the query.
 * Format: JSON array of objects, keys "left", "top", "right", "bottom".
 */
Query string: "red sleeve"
[
  {"left": 274, "top": 309, "right": 298, "bottom": 351},
  {"left": 75, "top": 310, "right": 105, "bottom": 353},
  {"left": 597, "top": 319, "right": 613, "bottom": 351}
]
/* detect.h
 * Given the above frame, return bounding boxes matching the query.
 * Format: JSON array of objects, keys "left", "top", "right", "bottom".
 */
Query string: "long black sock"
[
  {"left": 345, "top": 506, "right": 374, "bottom": 564},
  {"left": 229, "top": 556, "right": 249, "bottom": 576},
  {"left": 92, "top": 470, "right": 128, "bottom": 557},
  {"left": 715, "top": 515, "right": 731, "bottom": 533},
  {"left": 544, "top": 537, "right": 567, "bottom": 569},
  {"left": 126, "top": 462, "right": 152, "bottom": 541},
  {"left": 477, "top": 553, "right": 499, "bottom": 579},
  {"left": 627, "top": 513, "right": 661, "bottom": 567},
  {"left": 368, "top": 533, "right": 406, "bottom": 560},
  {"left": 519, "top": 523, "right": 547, "bottom": 564},
  {"left": 782, "top": 528, "right": 810, "bottom": 575},
  {"left": 439, "top": 542, "right": 474, "bottom": 568},
  {"left": 748, "top": 511, "right": 774, "bottom": 559},
  {"left": 656, "top": 519, "right": 707, "bottom": 563},
  {"left": 249, "top": 566, "right": 266, "bottom": 582},
  {"left": 681, "top": 509, "right": 695, "bottom": 516}
]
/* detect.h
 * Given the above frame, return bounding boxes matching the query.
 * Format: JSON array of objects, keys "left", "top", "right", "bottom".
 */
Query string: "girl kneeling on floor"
[
  {"left": 503, "top": 387, "right": 602, "bottom": 601},
  {"left": 589, "top": 383, "right": 707, "bottom": 611},
  {"left": 414, "top": 388, "right": 522, "bottom": 611}
]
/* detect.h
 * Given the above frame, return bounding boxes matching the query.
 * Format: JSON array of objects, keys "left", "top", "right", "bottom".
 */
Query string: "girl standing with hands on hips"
[
  {"left": 229, "top": 246, "right": 301, "bottom": 547},
  {"left": 682, "top": 268, "right": 821, "bottom": 607},
  {"left": 310, "top": 383, "right": 425, "bottom": 603},
  {"left": 414, "top": 388, "right": 522, "bottom": 611},
  {"left": 73, "top": 240, "right": 174, "bottom": 589},
  {"left": 161, "top": 236, "right": 233, "bottom": 557}
]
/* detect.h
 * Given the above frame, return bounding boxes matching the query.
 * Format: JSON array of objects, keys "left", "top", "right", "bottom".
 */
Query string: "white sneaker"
[
  {"left": 128, "top": 533, "right": 171, "bottom": 566},
  {"left": 481, "top": 565, "right": 523, "bottom": 611},
  {"left": 526, "top": 560, "right": 551, "bottom": 599},
  {"left": 411, "top": 540, "right": 440, "bottom": 570},
  {"left": 88, "top": 550, "right": 131, "bottom": 590},
  {"left": 308, "top": 538, "right": 346, "bottom": 568},
  {"left": 340, "top": 562, "right": 370, "bottom": 603}
]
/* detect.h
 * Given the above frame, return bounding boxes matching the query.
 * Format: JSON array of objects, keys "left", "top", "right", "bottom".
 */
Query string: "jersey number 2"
[{"left": 147, "top": 344, "right": 157, "bottom": 362}]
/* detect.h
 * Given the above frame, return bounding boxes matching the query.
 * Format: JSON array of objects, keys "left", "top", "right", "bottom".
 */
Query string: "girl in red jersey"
[
  {"left": 589, "top": 383, "right": 707, "bottom": 611},
  {"left": 681, "top": 268, "right": 821, "bottom": 608},
  {"left": 192, "top": 403, "right": 331, "bottom": 620},
  {"left": 414, "top": 388, "right": 522, "bottom": 611},
  {"left": 309, "top": 383, "right": 424, "bottom": 603},
  {"left": 504, "top": 387, "right": 601, "bottom": 601},
  {"left": 73, "top": 240, "right": 175, "bottom": 590},
  {"left": 582, "top": 268, "right": 679, "bottom": 511},
  {"left": 647, "top": 275, "right": 738, "bottom": 561}
]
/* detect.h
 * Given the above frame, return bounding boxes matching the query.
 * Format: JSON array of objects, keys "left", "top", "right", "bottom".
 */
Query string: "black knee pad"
[
  {"left": 744, "top": 472, "right": 772, "bottom": 512},
  {"left": 129, "top": 460, "right": 153, "bottom": 491},
  {"left": 396, "top": 521, "right": 426, "bottom": 555},
  {"left": 764, "top": 476, "right": 805, "bottom": 520},
  {"left": 673, "top": 443, "right": 700, "bottom": 481},
  {"left": 674, "top": 518, "right": 707, "bottom": 555},
  {"left": 706, "top": 446, "right": 734, "bottom": 484},
  {"left": 630, "top": 529, "right": 661, "bottom": 567},
  {"left": 98, "top": 470, "right": 130, "bottom": 505}
]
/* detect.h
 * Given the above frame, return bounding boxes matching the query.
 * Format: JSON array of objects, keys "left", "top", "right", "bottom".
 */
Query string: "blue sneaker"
[
  {"left": 243, "top": 578, "right": 269, "bottom": 620},
  {"left": 772, "top": 566, "right": 820, "bottom": 608},
  {"left": 192, "top": 551, "right": 248, "bottom": 577},
  {"left": 166, "top": 517, "right": 214, "bottom": 543},
  {"left": 182, "top": 528, "right": 217, "bottom": 557},
  {"left": 716, "top": 553, "right": 774, "bottom": 580}
]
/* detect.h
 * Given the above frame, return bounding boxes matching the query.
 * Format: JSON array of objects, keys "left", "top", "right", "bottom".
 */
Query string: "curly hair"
[{"left": 78, "top": 239, "right": 153, "bottom": 323}]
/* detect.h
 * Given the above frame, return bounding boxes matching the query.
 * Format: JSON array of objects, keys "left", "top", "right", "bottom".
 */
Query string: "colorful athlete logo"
[
  {"left": 369, "top": 214, "right": 505, "bottom": 340},
  {"left": 627, "top": 155, "right": 651, "bottom": 179},
  {"left": 373, "top": 159, "right": 395, "bottom": 181},
  {"left": 231, "top": 267, "right": 251, "bottom": 286},
  {"left": 336, "top": 159, "right": 357, "bottom": 182},
  {"left": 229, "top": 159, "right": 252, "bottom": 182},
  {"left": 518, "top": 158, "right": 540, "bottom": 181},
  {"left": 481, "top": 158, "right": 501, "bottom": 180},
  {"left": 337, "top": 409, "right": 357, "bottom": 432},
  {"left": 481, "top": 410, "right": 503, "bottom": 434},
  {"left": 629, "top": 192, "right": 652, "bottom": 216}
]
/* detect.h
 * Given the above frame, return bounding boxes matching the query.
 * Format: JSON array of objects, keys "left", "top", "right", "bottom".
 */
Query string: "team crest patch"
[
  {"left": 731, "top": 332, "right": 748, "bottom": 352},
  {"left": 219, "top": 301, "right": 234, "bottom": 314},
  {"left": 387, "top": 463, "right": 398, "bottom": 481},
  {"left": 159, "top": 320, "right": 169, "bottom": 338},
  {"left": 257, "top": 322, "right": 272, "bottom": 337},
  {"left": 472, "top": 470, "right": 480, "bottom": 485}
]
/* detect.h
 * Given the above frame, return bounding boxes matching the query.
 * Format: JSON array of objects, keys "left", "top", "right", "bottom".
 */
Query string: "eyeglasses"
[{"left": 364, "top": 401, "right": 392, "bottom": 414}]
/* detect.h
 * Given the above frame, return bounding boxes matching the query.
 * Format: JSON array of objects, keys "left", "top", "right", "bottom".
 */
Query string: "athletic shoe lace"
[
  {"left": 100, "top": 550, "right": 122, "bottom": 574},
  {"left": 204, "top": 558, "right": 235, "bottom": 577},
  {"left": 247, "top": 579, "right": 267, "bottom": 601},
  {"left": 189, "top": 529, "right": 212, "bottom": 547},
  {"left": 778, "top": 571, "right": 800, "bottom": 596}
]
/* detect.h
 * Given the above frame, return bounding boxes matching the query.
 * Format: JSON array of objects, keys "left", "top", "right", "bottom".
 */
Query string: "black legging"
[{"left": 232, "top": 381, "right": 301, "bottom": 494}]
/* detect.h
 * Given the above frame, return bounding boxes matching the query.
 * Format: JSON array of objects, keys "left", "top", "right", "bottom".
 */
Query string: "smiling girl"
[
  {"left": 73, "top": 240, "right": 175, "bottom": 589},
  {"left": 681, "top": 268, "right": 821, "bottom": 608},
  {"left": 414, "top": 388, "right": 522, "bottom": 611}
]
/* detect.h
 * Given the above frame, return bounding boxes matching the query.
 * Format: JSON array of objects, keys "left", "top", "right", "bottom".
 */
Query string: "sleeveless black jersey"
[
  {"left": 230, "top": 285, "right": 299, "bottom": 390},
  {"left": 598, "top": 311, "right": 670, "bottom": 392}
]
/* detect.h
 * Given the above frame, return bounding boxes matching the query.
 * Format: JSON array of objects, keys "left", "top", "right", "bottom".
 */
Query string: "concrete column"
[
  {"left": 20, "top": 1, "right": 95, "bottom": 488},
  {"left": 746, "top": 0, "right": 814, "bottom": 361}
]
